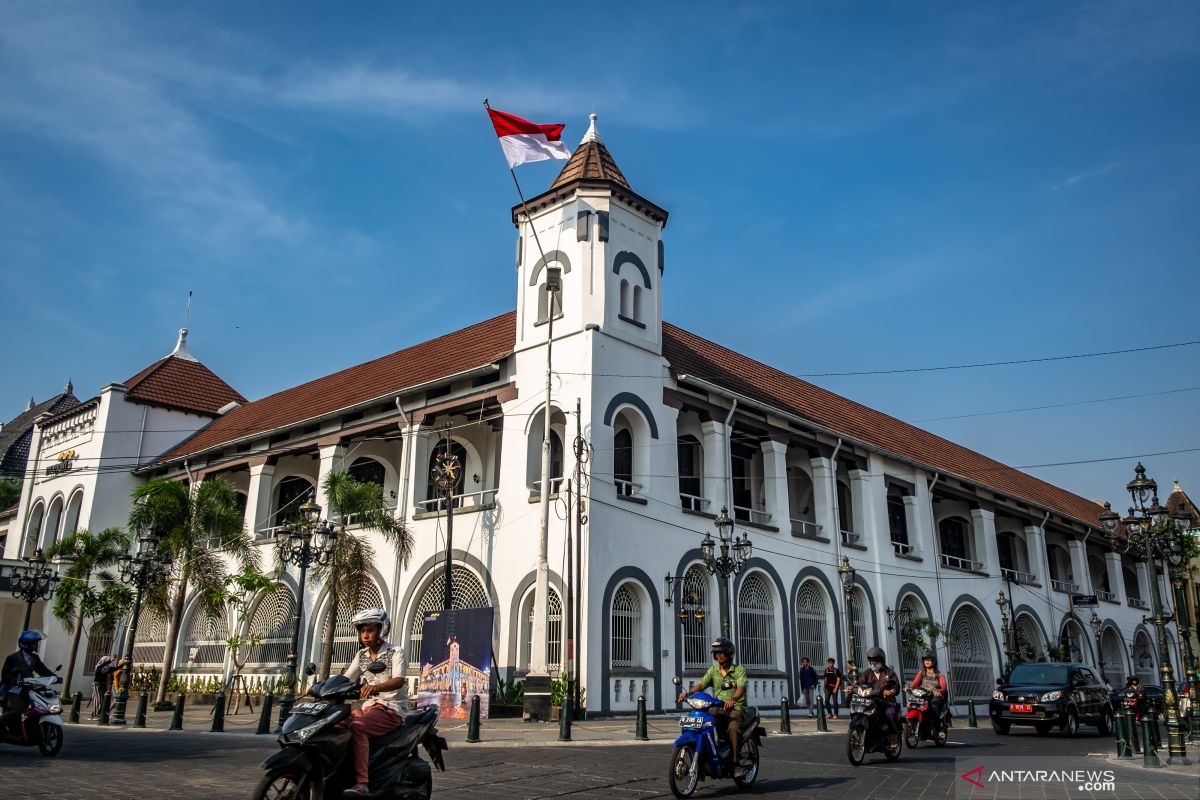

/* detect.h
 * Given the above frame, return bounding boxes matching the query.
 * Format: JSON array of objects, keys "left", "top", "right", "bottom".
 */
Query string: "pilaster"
[
  {"left": 701, "top": 420, "right": 729, "bottom": 511},
  {"left": 1104, "top": 551, "right": 1127, "bottom": 605},
  {"left": 760, "top": 439, "right": 789, "bottom": 529},
  {"left": 971, "top": 508, "right": 998, "bottom": 575},
  {"left": 810, "top": 457, "right": 838, "bottom": 543},
  {"left": 246, "top": 462, "right": 277, "bottom": 538}
]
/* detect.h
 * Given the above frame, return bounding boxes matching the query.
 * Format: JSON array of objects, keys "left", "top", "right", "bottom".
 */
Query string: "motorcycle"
[
  {"left": 0, "top": 669, "right": 65, "bottom": 757},
  {"left": 254, "top": 661, "right": 447, "bottom": 800},
  {"left": 1118, "top": 688, "right": 1146, "bottom": 723},
  {"left": 846, "top": 684, "right": 901, "bottom": 766},
  {"left": 903, "top": 687, "right": 947, "bottom": 748},
  {"left": 668, "top": 691, "right": 765, "bottom": 798}
]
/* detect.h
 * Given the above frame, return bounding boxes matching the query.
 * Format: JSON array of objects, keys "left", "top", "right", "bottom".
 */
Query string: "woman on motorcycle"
[{"left": 910, "top": 652, "right": 948, "bottom": 723}]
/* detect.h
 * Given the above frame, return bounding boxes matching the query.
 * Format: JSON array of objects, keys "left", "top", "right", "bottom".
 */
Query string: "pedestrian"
[
  {"left": 823, "top": 657, "right": 843, "bottom": 720},
  {"left": 109, "top": 657, "right": 126, "bottom": 713},
  {"left": 89, "top": 655, "right": 116, "bottom": 719},
  {"left": 798, "top": 657, "right": 819, "bottom": 716}
]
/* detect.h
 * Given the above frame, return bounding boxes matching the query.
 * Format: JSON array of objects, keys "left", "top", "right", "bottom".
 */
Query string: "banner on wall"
[{"left": 416, "top": 607, "right": 494, "bottom": 719}]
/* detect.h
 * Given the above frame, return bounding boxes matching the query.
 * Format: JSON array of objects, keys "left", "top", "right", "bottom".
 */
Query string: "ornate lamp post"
[
  {"left": 838, "top": 556, "right": 858, "bottom": 682},
  {"left": 274, "top": 497, "right": 337, "bottom": 726},
  {"left": 1089, "top": 610, "right": 1106, "bottom": 684},
  {"left": 1099, "top": 462, "right": 1189, "bottom": 764},
  {"left": 111, "top": 531, "right": 171, "bottom": 724},
  {"left": 996, "top": 590, "right": 1016, "bottom": 680},
  {"left": 10, "top": 548, "right": 61, "bottom": 632},
  {"left": 1166, "top": 502, "right": 1198, "bottom": 737},
  {"left": 700, "top": 506, "right": 752, "bottom": 639}
]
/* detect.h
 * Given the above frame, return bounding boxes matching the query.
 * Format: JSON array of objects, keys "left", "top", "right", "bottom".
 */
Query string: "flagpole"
[{"left": 485, "top": 98, "right": 557, "bottom": 717}]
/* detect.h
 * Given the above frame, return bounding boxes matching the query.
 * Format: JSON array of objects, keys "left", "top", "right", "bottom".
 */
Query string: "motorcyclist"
[
  {"left": 339, "top": 609, "right": 408, "bottom": 798},
  {"left": 1122, "top": 675, "right": 1147, "bottom": 719},
  {"left": 910, "top": 652, "right": 948, "bottom": 729},
  {"left": 678, "top": 637, "right": 749, "bottom": 777},
  {"left": 857, "top": 646, "right": 901, "bottom": 746},
  {"left": 2, "top": 631, "right": 54, "bottom": 716}
]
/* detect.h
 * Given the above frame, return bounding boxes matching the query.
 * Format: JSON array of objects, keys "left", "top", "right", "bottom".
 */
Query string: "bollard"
[
  {"left": 635, "top": 695, "right": 649, "bottom": 740},
  {"left": 133, "top": 693, "right": 148, "bottom": 728},
  {"left": 169, "top": 693, "right": 186, "bottom": 731},
  {"left": 69, "top": 692, "right": 82, "bottom": 724},
  {"left": 466, "top": 695, "right": 481, "bottom": 743},
  {"left": 558, "top": 694, "right": 572, "bottom": 742},
  {"left": 211, "top": 692, "right": 226, "bottom": 733},
  {"left": 1114, "top": 711, "right": 1131, "bottom": 758},
  {"left": 1128, "top": 710, "right": 1142, "bottom": 754},
  {"left": 780, "top": 697, "right": 792, "bottom": 735},
  {"left": 256, "top": 694, "right": 275, "bottom": 735},
  {"left": 816, "top": 696, "right": 829, "bottom": 732},
  {"left": 99, "top": 692, "right": 112, "bottom": 726},
  {"left": 1141, "top": 712, "right": 1163, "bottom": 768},
  {"left": 1149, "top": 711, "right": 1161, "bottom": 749},
  {"left": 967, "top": 701, "right": 978, "bottom": 728}
]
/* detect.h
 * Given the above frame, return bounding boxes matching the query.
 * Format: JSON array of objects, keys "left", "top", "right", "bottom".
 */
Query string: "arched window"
[
  {"left": 24, "top": 501, "right": 45, "bottom": 556},
  {"left": 738, "top": 574, "right": 775, "bottom": 670},
  {"left": 348, "top": 457, "right": 386, "bottom": 488},
  {"left": 677, "top": 435, "right": 703, "bottom": 508},
  {"left": 1101, "top": 628, "right": 1125, "bottom": 681},
  {"left": 42, "top": 495, "right": 64, "bottom": 549},
  {"left": 1046, "top": 544, "right": 1071, "bottom": 584},
  {"left": 847, "top": 586, "right": 869, "bottom": 668},
  {"left": 1014, "top": 613, "right": 1044, "bottom": 662},
  {"left": 610, "top": 583, "right": 644, "bottom": 669},
  {"left": 680, "top": 566, "right": 710, "bottom": 670},
  {"left": 315, "top": 581, "right": 384, "bottom": 669},
  {"left": 939, "top": 517, "right": 970, "bottom": 561},
  {"left": 1132, "top": 631, "right": 1156, "bottom": 685},
  {"left": 788, "top": 465, "right": 817, "bottom": 534},
  {"left": 632, "top": 285, "right": 643, "bottom": 321},
  {"left": 1060, "top": 619, "right": 1090, "bottom": 665},
  {"left": 997, "top": 533, "right": 1018, "bottom": 572},
  {"left": 425, "top": 439, "right": 468, "bottom": 503},
  {"left": 407, "top": 566, "right": 490, "bottom": 672},
  {"left": 526, "top": 408, "right": 565, "bottom": 494},
  {"left": 794, "top": 580, "right": 830, "bottom": 667},
  {"left": 896, "top": 595, "right": 925, "bottom": 681},
  {"left": 181, "top": 606, "right": 228, "bottom": 673},
  {"left": 520, "top": 588, "right": 563, "bottom": 674},
  {"left": 63, "top": 490, "right": 84, "bottom": 539},
  {"left": 948, "top": 606, "right": 995, "bottom": 701},
  {"left": 614, "top": 428, "right": 634, "bottom": 496},
  {"left": 273, "top": 476, "right": 315, "bottom": 527},
  {"left": 619, "top": 279, "right": 630, "bottom": 318},
  {"left": 131, "top": 607, "right": 170, "bottom": 667},
  {"left": 245, "top": 588, "right": 296, "bottom": 667}
]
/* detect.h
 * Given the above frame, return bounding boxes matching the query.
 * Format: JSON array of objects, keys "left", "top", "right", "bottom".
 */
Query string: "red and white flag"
[{"left": 487, "top": 108, "right": 571, "bottom": 169}]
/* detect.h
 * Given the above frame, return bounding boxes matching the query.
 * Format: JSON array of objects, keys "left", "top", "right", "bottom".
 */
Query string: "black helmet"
[
  {"left": 710, "top": 637, "right": 735, "bottom": 658},
  {"left": 921, "top": 652, "right": 937, "bottom": 668},
  {"left": 866, "top": 647, "right": 886, "bottom": 663}
]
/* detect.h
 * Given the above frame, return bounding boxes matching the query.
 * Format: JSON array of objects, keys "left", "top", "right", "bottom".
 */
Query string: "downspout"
[
  {"left": 134, "top": 406, "right": 149, "bottom": 467},
  {"left": 392, "top": 398, "right": 414, "bottom": 630},
  {"left": 723, "top": 400, "right": 738, "bottom": 511}
]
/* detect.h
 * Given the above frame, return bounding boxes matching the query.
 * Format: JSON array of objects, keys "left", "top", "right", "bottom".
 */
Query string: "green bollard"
[
  {"left": 133, "top": 693, "right": 148, "bottom": 728},
  {"left": 211, "top": 693, "right": 226, "bottom": 733},
  {"left": 69, "top": 692, "right": 82, "bottom": 724},
  {"left": 256, "top": 694, "right": 275, "bottom": 735},
  {"left": 635, "top": 695, "right": 649, "bottom": 740},
  {"left": 1149, "top": 710, "right": 1161, "bottom": 749},
  {"left": 816, "top": 696, "right": 829, "bottom": 731},
  {"left": 1114, "top": 711, "right": 1131, "bottom": 758},
  {"left": 558, "top": 694, "right": 572, "bottom": 742},
  {"left": 99, "top": 692, "right": 111, "bottom": 726},
  {"left": 169, "top": 693, "right": 186, "bottom": 731},
  {"left": 1128, "top": 709, "right": 1141, "bottom": 754},
  {"left": 967, "top": 700, "right": 978, "bottom": 728},
  {"left": 1142, "top": 711, "right": 1163, "bottom": 767},
  {"left": 780, "top": 697, "right": 792, "bottom": 734},
  {"left": 466, "top": 695, "right": 481, "bottom": 743}
]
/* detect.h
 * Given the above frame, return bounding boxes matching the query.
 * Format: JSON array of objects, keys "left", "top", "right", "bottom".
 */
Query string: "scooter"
[
  {"left": 0, "top": 669, "right": 65, "bottom": 757},
  {"left": 846, "top": 684, "right": 901, "bottom": 766},
  {"left": 903, "top": 687, "right": 947, "bottom": 748},
  {"left": 668, "top": 691, "right": 765, "bottom": 798},
  {"left": 254, "top": 661, "right": 447, "bottom": 800}
]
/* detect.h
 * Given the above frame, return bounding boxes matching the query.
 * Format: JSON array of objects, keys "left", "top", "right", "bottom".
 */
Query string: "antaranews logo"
[{"left": 955, "top": 758, "right": 1117, "bottom": 798}]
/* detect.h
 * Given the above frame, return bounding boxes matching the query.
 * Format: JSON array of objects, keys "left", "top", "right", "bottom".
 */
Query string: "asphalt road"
[{"left": 2, "top": 721, "right": 1197, "bottom": 799}]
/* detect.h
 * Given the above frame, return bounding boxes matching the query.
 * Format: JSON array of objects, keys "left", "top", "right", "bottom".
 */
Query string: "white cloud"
[{"left": 1051, "top": 162, "right": 1123, "bottom": 191}]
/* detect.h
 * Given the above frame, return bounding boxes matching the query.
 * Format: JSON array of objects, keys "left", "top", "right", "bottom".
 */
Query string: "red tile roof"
[
  {"left": 155, "top": 312, "right": 518, "bottom": 464},
  {"left": 549, "top": 138, "right": 631, "bottom": 192},
  {"left": 124, "top": 356, "right": 246, "bottom": 417}
]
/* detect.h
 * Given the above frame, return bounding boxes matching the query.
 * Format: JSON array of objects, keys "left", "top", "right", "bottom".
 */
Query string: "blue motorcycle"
[{"left": 668, "top": 692, "right": 764, "bottom": 798}]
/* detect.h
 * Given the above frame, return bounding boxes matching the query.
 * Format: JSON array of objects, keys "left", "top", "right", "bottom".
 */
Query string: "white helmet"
[{"left": 351, "top": 607, "right": 390, "bottom": 637}]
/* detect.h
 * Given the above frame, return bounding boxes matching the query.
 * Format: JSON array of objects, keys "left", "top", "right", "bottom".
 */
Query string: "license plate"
[
  {"left": 1010, "top": 704, "right": 1032, "bottom": 713},
  {"left": 292, "top": 701, "right": 329, "bottom": 715},
  {"left": 679, "top": 715, "right": 705, "bottom": 730}
]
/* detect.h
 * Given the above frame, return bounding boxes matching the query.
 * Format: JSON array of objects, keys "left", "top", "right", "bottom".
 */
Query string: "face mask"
[{"left": 869, "top": 660, "right": 883, "bottom": 671}]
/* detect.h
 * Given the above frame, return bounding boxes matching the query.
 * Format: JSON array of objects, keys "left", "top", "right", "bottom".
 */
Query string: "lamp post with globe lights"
[
  {"left": 10, "top": 548, "right": 61, "bottom": 633},
  {"left": 838, "top": 556, "right": 859, "bottom": 683},
  {"left": 1089, "top": 610, "right": 1106, "bottom": 685},
  {"left": 110, "top": 530, "right": 172, "bottom": 724},
  {"left": 700, "top": 506, "right": 752, "bottom": 639}
]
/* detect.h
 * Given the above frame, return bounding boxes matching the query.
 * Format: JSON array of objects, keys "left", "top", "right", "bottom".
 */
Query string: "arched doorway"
[
  {"left": 1132, "top": 630, "right": 1156, "bottom": 685},
  {"left": 948, "top": 606, "right": 995, "bottom": 701},
  {"left": 406, "top": 566, "right": 490, "bottom": 674},
  {"left": 313, "top": 581, "right": 385, "bottom": 671},
  {"left": 1101, "top": 627, "right": 1126, "bottom": 682}
]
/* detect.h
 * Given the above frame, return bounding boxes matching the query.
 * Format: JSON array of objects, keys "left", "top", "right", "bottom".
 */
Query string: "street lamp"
[
  {"left": 996, "top": 590, "right": 1016, "bottom": 679},
  {"left": 1099, "top": 462, "right": 1189, "bottom": 764},
  {"left": 1165, "top": 501, "right": 1199, "bottom": 740},
  {"left": 1089, "top": 610, "right": 1106, "bottom": 684},
  {"left": 10, "top": 548, "right": 61, "bottom": 632},
  {"left": 274, "top": 496, "right": 337, "bottom": 727},
  {"left": 111, "top": 531, "right": 172, "bottom": 724},
  {"left": 700, "top": 506, "right": 752, "bottom": 639},
  {"left": 838, "top": 556, "right": 859, "bottom": 682}
]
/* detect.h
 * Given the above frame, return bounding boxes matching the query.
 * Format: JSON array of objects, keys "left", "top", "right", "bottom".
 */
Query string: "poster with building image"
[{"left": 416, "top": 607, "right": 494, "bottom": 719}]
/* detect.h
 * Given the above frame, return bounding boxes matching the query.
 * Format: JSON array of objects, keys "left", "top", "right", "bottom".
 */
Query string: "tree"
[
  {"left": 44, "top": 527, "right": 132, "bottom": 691},
  {"left": 312, "top": 470, "right": 413, "bottom": 678},
  {"left": 208, "top": 564, "right": 279, "bottom": 712},
  {"left": 128, "top": 476, "right": 256, "bottom": 703},
  {"left": 0, "top": 476, "right": 20, "bottom": 509}
]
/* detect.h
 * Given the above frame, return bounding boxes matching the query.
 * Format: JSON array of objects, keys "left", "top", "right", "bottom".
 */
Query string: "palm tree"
[
  {"left": 128, "top": 476, "right": 256, "bottom": 704},
  {"left": 44, "top": 527, "right": 132, "bottom": 691},
  {"left": 312, "top": 470, "right": 413, "bottom": 678}
]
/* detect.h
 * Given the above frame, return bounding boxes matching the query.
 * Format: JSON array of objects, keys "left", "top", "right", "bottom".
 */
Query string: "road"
[{"left": 2, "top": 719, "right": 1197, "bottom": 799}]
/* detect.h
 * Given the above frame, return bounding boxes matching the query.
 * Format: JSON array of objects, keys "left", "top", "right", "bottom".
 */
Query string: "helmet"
[
  {"left": 921, "top": 652, "right": 937, "bottom": 668},
  {"left": 351, "top": 608, "right": 390, "bottom": 637},
  {"left": 710, "top": 637, "right": 735, "bottom": 658},
  {"left": 866, "top": 647, "right": 886, "bottom": 663},
  {"left": 18, "top": 630, "right": 46, "bottom": 653}
]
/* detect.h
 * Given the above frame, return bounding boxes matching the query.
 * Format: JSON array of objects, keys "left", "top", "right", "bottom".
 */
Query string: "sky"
[{"left": 2, "top": 1, "right": 1198, "bottom": 508}]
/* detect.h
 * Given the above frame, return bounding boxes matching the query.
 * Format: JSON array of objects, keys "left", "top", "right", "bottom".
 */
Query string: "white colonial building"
[{"left": 5, "top": 118, "right": 1190, "bottom": 712}]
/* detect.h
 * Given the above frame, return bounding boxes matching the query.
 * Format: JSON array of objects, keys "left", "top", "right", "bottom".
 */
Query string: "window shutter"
[
  {"left": 658, "top": 239, "right": 665, "bottom": 272},
  {"left": 597, "top": 211, "right": 609, "bottom": 242},
  {"left": 576, "top": 211, "right": 591, "bottom": 241},
  {"left": 515, "top": 236, "right": 523, "bottom": 266}
]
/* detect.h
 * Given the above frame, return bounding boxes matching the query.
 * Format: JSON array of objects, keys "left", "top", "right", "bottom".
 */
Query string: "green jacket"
[{"left": 698, "top": 662, "right": 748, "bottom": 711}]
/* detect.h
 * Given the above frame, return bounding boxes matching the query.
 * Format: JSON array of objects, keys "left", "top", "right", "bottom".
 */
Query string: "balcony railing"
[
  {"left": 1096, "top": 589, "right": 1117, "bottom": 603},
  {"left": 1127, "top": 596, "right": 1149, "bottom": 610},
  {"left": 1001, "top": 567, "right": 1037, "bottom": 585},
  {"left": 415, "top": 488, "right": 499, "bottom": 514},
  {"left": 680, "top": 493, "right": 710, "bottom": 512},
  {"left": 733, "top": 505, "right": 772, "bottom": 525},
  {"left": 790, "top": 519, "right": 823, "bottom": 539},
  {"left": 615, "top": 479, "right": 643, "bottom": 498},
  {"left": 841, "top": 530, "right": 862, "bottom": 547},
  {"left": 1050, "top": 579, "right": 1079, "bottom": 594},
  {"left": 940, "top": 553, "right": 983, "bottom": 572},
  {"left": 892, "top": 541, "right": 914, "bottom": 556},
  {"left": 530, "top": 478, "right": 565, "bottom": 496}
]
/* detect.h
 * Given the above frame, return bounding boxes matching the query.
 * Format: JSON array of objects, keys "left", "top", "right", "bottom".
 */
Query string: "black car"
[{"left": 990, "top": 662, "right": 1113, "bottom": 736}]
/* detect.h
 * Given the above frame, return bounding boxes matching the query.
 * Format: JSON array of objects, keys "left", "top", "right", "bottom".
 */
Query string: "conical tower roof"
[{"left": 547, "top": 114, "right": 631, "bottom": 191}]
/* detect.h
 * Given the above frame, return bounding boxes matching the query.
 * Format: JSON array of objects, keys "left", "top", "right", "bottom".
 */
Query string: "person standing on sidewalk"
[
  {"left": 822, "top": 658, "right": 843, "bottom": 720},
  {"left": 88, "top": 655, "right": 116, "bottom": 719},
  {"left": 798, "top": 657, "right": 819, "bottom": 716}
]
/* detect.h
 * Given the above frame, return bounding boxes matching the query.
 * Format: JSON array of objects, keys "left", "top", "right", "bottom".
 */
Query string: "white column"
[
  {"left": 971, "top": 508, "right": 998, "bottom": 575},
  {"left": 759, "top": 439, "right": 788, "bottom": 528},
  {"left": 245, "top": 462, "right": 276, "bottom": 537},
  {"left": 701, "top": 420, "right": 729, "bottom": 512},
  {"left": 1134, "top": 561, "right": 1151, "bottom": 606},
  {"left": 1066, "top": 538, "right": 1088, "bottom": 593},
  {"left": 901, "top": 495, "right": 921, "bottom": 555},
  {"left": 912, "top": 478, "right": 937, "bottom": 557},
  {"left": 1024, "top": 525, "right": 1048, "bottom": 584},
  {"left": 849, "top": 467, "right": 883, "bottom": 551},
  {"left": 810, "top": 457, "right": 837, "bottom": 540},
  {"left": 316, "top": 442, "right": 345, "bottom": 517},
  {"left": 1105, "top": 551, "right": 1127, "bottom": 605}
]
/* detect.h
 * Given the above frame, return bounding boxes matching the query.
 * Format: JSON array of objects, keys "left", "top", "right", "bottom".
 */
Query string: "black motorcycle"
[
  {"left": 846, "top": 684, "right": 901, "bottom": 766},
  {"left": 903, "top": 687, "right": 947, "bottom": 749},
  {"left": 254, "top": 662, "right": 447, "bottom": 800}
]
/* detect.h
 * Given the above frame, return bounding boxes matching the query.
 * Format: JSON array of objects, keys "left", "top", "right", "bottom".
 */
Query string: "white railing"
[
  {"left": 415, "top": 488, "right": 498, "bottom": 514},
  {"left": 1127, "top": 596, "right": 1149, "bottom": 610},
  {"left": 615, "top": 479, "right": 643, "bottom": 498},
  {"left": 790, "top": 519, "right": 823, "bottom": 539},
  {"left": 892, "top": 541, "right": 914, "bottom": 556},
  {"left": 733, "top": 505, "right": 772, "bottom": 525},
  {"left": 841, "top": 530, "right": 862, "bottom": 546},
  {"left": 1096, "top": 589, "right": 1117, "bottom": 602},
  {"left": 341, "top": 504, "right": 400, "bottom": 527},
  {"left": 1050, "top": 579, "right": 1079, "bottom": 594},
  {"left": 530, "top": 478, "right": 565, "bottom": 496},
  {"left": 680, "top": 493, "right": 710, "bottom": 511},
  {"left": 1001, "top": 567, "right": 1037, "bottom": 585},
  {"left": 940, "top": 553, "right": 983, "bottom": 571}
]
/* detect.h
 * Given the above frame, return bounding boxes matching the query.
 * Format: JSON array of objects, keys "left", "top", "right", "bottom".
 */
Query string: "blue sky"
[{"left": 2, "top": 1, "right": 1197, "bottom": 505}]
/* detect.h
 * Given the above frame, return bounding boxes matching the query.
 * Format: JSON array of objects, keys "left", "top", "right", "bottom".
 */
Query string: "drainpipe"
[
  {"left": 723, "top": 400, "right": 738, "bottom": 511},
  {"left": 393, "top": 398, "right": 414, "bottom": 626},
  {"left": 134, "top": 406, "right": 149, "bottom": 468},
  {"left": 928, "top": 473, "right": 949, "bottom": 671}
]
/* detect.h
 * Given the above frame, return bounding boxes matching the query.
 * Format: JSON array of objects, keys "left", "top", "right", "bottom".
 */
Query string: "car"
[{"left": 990, "top": 662, "right": 1113, "bottom": 737}]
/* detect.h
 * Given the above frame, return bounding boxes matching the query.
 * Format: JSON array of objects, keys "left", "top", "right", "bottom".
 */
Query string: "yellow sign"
[{"left": 57, "top": 450, "right": 76, "bottom": 461}]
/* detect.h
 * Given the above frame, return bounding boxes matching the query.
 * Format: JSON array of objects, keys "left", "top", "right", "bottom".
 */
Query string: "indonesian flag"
[{"left": 487, "top": 108, "right": 571, "bottom": 169}]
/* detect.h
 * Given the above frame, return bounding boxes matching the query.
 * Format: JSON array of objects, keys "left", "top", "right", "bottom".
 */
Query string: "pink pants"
[{"left": 346, "top": 705, "right": 403, "bottom": 785}]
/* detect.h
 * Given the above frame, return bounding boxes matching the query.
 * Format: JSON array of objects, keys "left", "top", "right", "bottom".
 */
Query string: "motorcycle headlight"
[
  {"left": 688, "top": 697, "right": 710, "bottom": 710},
  {"left": 282, "top": 720, "right": 324, "bottom": 744},
  {"left": 1040, "top": 691, "right": 1062, "bottom": 702},
  {"left": 48, "top": 704, "right": 62, "bottom": 714},
  {"left": 992, "top": 690, "right": 1005, "bottom": 701}
]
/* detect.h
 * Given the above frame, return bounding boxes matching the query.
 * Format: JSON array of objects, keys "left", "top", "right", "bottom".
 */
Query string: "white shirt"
[{"left": 343, "top": 641, "right": 408, "bottom": 714}]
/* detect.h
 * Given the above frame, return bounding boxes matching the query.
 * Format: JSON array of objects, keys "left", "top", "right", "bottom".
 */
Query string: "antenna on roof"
[{"left": 183, "top": 290, "right": 192, "bottom": 328}]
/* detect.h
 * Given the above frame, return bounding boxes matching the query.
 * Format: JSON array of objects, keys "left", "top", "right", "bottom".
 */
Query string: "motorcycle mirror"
[
  {"left": 305, "top": 663, "right": 318, "bottom": 676},
  {"left": 55, "top": 664, "right": 63, "bottom": 672},
  {"left": 995, "top": 678, "right": 1003, "bottom": 685},
  {"left": 672, "top": 676, "right": 682, "bottom": 687},
  {"left": 367, "top": 660, "right": 388, "bottom": 674}
]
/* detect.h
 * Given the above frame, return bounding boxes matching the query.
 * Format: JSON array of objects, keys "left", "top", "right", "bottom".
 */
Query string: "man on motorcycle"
[
  {"left": 857, "top": 646, "right": 901, "bottom": 745},
  {"left": 910, "top": 652, "right": 948, "bottom": 725},
  {"left": 340, "top": 609, "right": 408, "bottom": 798},
  {"left": 2, "top": 631, "right": 54, "bottom": 716},
  {"left": 678, "top": 637, "right": 749, "bottom": 777}
]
